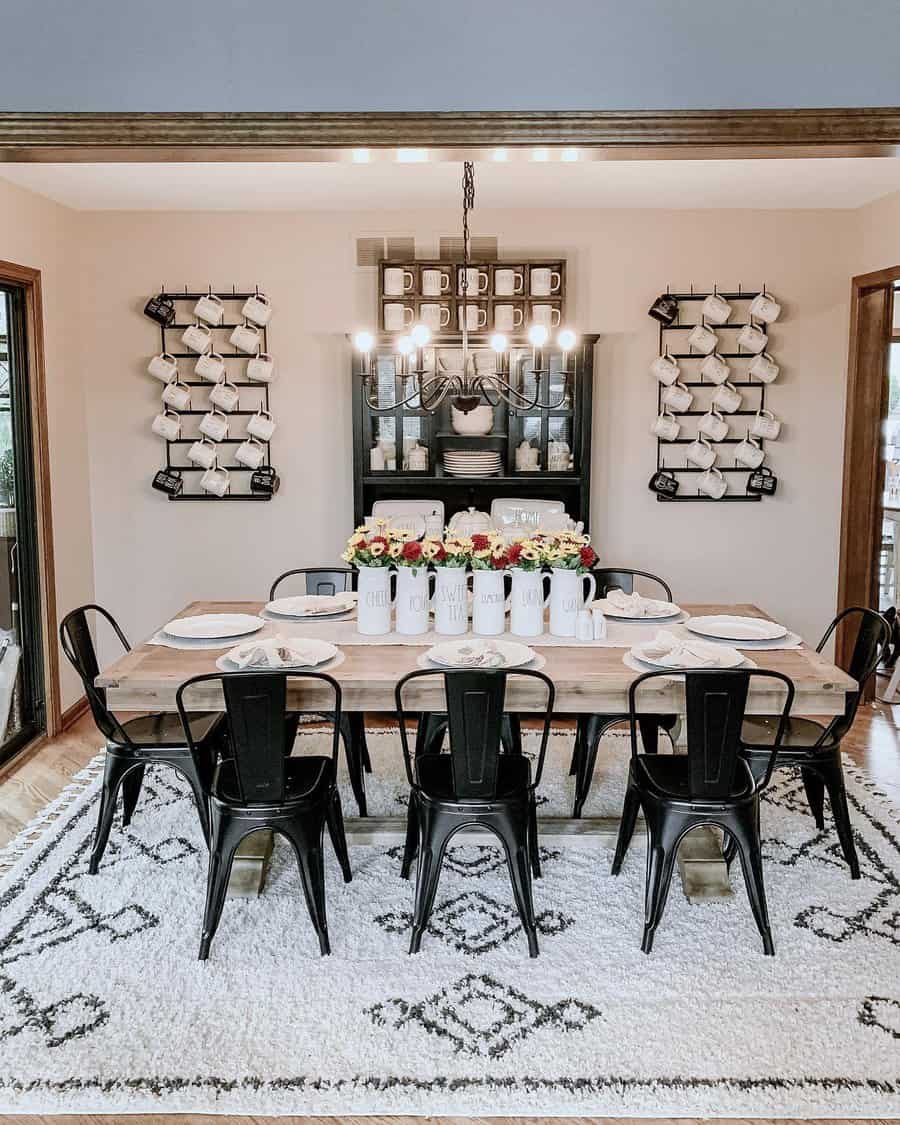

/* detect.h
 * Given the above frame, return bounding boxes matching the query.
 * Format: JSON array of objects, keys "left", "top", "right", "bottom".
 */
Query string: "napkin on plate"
[
  {"left": 445, "top": 642, "right": 507, "bottom": 669},
  {"left": 225, "top": 635, "right": 332, "bottom": 669},
  {"left": 280, "top": 594, "right": 355, "bottom": 616},
  {"left": 640, "top": 630, "right": 735, "bottom": 669},
  {"left": 607, "top": 588, "right": 670, "bottom": 617}
]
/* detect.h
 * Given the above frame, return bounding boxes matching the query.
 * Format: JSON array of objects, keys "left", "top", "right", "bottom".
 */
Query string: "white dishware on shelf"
[
  {"left": 737, "top": 323, "right": 768, "bottom": 353},
  {"left": 531, "top": 303, "right": 561, "bottom": 329},
  {"left": 458, "top": 267, "right": 489, "bottom": 296},
  {"left": 181, "top": 323, "right": 214, "bottom": 354},
  {"left": 457, "top": 305, "right": 487, "bottom": 332},
  {"left": 383, "top": 267, "right": 414, "bottom": 296},
  {"left": 247, "top": 408, "right": 276, "bottom": 442},
  {"left": 161, "top": 378, "right": 191, "bottom": 411},
  {"left": 734, "top": 435, "right": 766, "bottom": 469},
  {"left": 194, "top": 293, "right": 224, "bottom": 325},
  {"left": 711, "top": 381, "right": 743, "bottom": 413},
  {"left": 750, "top": 409, "right": 782, "bottom": 440},
  {"left": 247, "top": 352, "right": 275, "bottom": 382},
  {"left": 187, "top": 437, "right": 218, "bottom": 469},
  {"left": 163, "top": 613, "right": 264, "bottom": 640},
  {"left": 494, "top": 268, "right": 524, "bottom": 296},
  {"left": 537, "top": 511, "right": 576, "bottom": 534},
  {"left": 687, "top": 323, "right": 718, "bottom": 354},
  {"left": 549, "top": 569, "right": 596, "bottom": 638},
  {"left": 195, "top": 351, "right": 226, "bottom": 382},
  {"left": 451, "top": 404, "right": 494, "bottom": 435},
  {"left": 151, "top": 409, "right": 181, "bottom": 441},
  {"left": 509, "top": 568, "right": 551, "bottom": 638},
  {"left": 491, "top": 497, "right": 564, "bottom": 530},
  {"left": 749, "top": 352, "right": 779, "bottom": 383},
  {"left": 241, "top": 292, "right": 273, "bottom": 326},
  {"left": 199, "top": 408, "right": 229, "bottom": 442},
  {"left": 200, "top": 463, "right": 230, "bottom": 496},
  {"left": 702, "top": 292, "right": 732, "bottom": 324},
  {"left": 447, "top": 506, "right": 494, "bottom": 538},
  {"left": 494, "top": 304, "right": 524, "bottom": 332},
  {"left": 749, "top": 291, "right": 782, "bottom": 324},
  {"left": 209, "top": 377, "right": 240, "bottom": 412},
  {"left": 700, "top": 351, "right": 730, "bottom": 384},
  {"left": 372, "top": 499, "right": 444, "bottom": 523},
  {"left": 220, "top": 635, "right": 338, "bottom": 670},
  {"left": 235, "top": 437, "right": 267, "bottom": 469},
  {"left": 356, "top": 565, "right": 394, "bottom": 636},
  {"left": 148, "top": 352, "right": 179, "bottom": 382},
  {"left": 686, "top": 614, "right": 787, "bottom": 642},
  {"left": 427, "top": 638, "right": 535, "bottom": 670},
  {"left": 420, "top": 303, "right": 451, "bottom": 331},
  {"left": 265, "top": 593, "right": 356, "bottom": 619},
  {"left": 514, "top": 441, "right": 539, "bottom": 471},
  {"left": 407, "top": 443, "right": 429, "bottom": 472},
  {"left": 530, "top": 267, "right": 561, "bottom": 296},
  {"left": 421, "top": 268, "right": 450, "bottom": 297},
  {"left": 432, "top": 566, "right": 468, "bottom": 635},
  {"left": 384, "top": 303, "right": 414, "bottom": 331},
  {"left": 632, "top": 632, "right": 744, "bottom": 670},
  {"left": 698, "top": 466, "right": 728, "bottom": 499}
]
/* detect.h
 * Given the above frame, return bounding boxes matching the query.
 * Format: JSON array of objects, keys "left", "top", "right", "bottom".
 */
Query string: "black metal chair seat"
[
  {"left": 120, "top": 711, "right": 221, "bottom": 749},
  {"left": 415, "top": 752, "right": 531, "bottom": 802},
  {"left": 212, "top": 755, "right": 332, "bottom": 805},
  {"left": 741, "top": 714, "right": 833, "bottom": 750},
  {"left": 634, "top": 754, "right": 755, "bottom": 802}
]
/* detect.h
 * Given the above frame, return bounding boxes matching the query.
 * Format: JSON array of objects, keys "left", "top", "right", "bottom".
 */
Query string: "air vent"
[
  {"left": 356, "top": 237, "right": 385, "bottom": 267},
  {"left": 440, "top": 236, "right": 498, "bottom": 261},
  {"left": 386, "top": 236, "right": 415, "bottom": 259}
]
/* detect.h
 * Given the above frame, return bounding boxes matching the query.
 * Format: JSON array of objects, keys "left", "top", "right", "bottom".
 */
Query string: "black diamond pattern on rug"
[
  {"left": 858, "top": 995, "right": 900, "bottom": 1039},
  {"left": 385, "top": 843, "right": 562, "bottom": 877},
  {"left": 0, "top": 974, "right": 108, "bottom": 1048}
]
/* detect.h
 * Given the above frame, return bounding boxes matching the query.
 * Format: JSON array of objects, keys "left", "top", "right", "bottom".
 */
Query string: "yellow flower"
[
  {"left": 473, "top": 548, "right": 491, "bottom": 559},
  {"left": 370, "top": 541, "right": 386, "bottom": 557},
  {"left": 491, "top": 544, "right": 506, "bottom": 559},
  {"left": 421, "top": 539, "right": 440, "bottom": 560},
  {"left": 520, "top": 545, "right": 539, "bottom": 561},
  {"left": 348, "top": 532, "right": 366, "bottom": 547},
  {"left": 388, "top": 541, "right": 403, "bottom": 559},
  {"left": 341, "top": 548, "right": 355, "bottom": 563}
]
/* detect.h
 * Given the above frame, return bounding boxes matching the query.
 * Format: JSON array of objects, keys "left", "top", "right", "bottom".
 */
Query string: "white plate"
[
  {"left": 686, "top": 614, "right": 787, "bottom": 641},
  {"left": 264, "top": 594, "right": 356, "bottom": 619},
  {"left": 589, "top": 597, "right": 682, "bottom": 621},
  {"left": 426, "top": 638, "right": 536, "bottom": 669},
  {"left": 217, "top": 637, "right": 339, "bottom": 671},
  {"left": 631, "top": 640, "right": 744, "bottom": 670},
  {"left": 162, "top": 613, "right": 265, "bottom": 640}
]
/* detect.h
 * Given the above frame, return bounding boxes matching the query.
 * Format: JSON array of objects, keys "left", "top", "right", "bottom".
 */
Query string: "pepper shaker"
[
  {"left": 575, "top": 610, "right": 594, "bottom": 643},
  {"left": 592, "top": 606, "right": 608, "bottom": 640}
]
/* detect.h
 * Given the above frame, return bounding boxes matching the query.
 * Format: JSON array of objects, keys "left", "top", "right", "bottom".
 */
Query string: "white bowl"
[{"left": 451, "top": 404, "right": 494, "bottom": 436}]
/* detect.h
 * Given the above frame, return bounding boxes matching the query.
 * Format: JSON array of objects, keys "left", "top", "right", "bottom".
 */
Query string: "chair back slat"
[
  {"left": 445, "top": 671, "right": 507, "bottom": 799},
  {"left": 684, "top": 671, "right": 751, "bottom": 800},
  {"left": 59, "top": 604, "right": 131, "bottom": 744},
  {"left": 823, "top": 607, "right": 889, "bottom": 742},
  {"left": 593, "top": 568, "right": 673, "bottom": 603},
  {"left": 269, "top": 567, "right": 354, "bottom": 601},
  {"left": 222, "top": 673, "right": 288, "bottom": 803}
]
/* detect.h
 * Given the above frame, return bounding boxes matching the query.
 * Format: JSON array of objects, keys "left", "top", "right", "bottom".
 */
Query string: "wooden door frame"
[
  {"left": 836, "top": 265, "right": 900, "bottom": 670},
  {"left": 0, "top": 260, "right": 59, "bottom": 738}
]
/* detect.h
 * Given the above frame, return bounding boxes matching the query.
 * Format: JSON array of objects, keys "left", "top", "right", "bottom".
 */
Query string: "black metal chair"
[
  {"left": 176, "top": 670, "right": 352, "bottom": 960},
  {"left": 570, "top": 567, "right": 678, "bottom": 816},
  {"left": 612, "top": 667, "right": 795, "bottom": 956},
  {"left": 396, "top": 667, "right": 555, "bottom": 958},
  {"left": 738, "top": 606, "right": 889, "bottom": 880},
  {"left": 267, "top": 566, "right": 371, "bottom": 816},
  {"left": 59, "top": 604, "right": 225, "bottom": 874}
]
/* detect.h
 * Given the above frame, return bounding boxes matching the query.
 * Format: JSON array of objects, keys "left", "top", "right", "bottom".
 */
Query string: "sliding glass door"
[{"left": 0, "top": 284, "right": 44, "bottom": 762}]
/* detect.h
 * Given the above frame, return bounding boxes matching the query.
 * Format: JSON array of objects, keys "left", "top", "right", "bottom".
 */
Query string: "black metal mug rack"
[
  {"left": 149, "top": 286, "right": 276, "bottom": 501},
  {"left": 652, "top": 284, "right": 780, "bottom": 503}
]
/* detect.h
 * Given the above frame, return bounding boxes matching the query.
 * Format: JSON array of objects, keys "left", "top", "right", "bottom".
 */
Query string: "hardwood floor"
[{"left": 1, "top": 703, "right": 897, "bottom": 1125}]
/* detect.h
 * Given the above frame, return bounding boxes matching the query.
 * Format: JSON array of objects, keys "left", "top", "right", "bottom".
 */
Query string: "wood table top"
[{"left": 97, "top": 601, "right": 856, "bottom": 716}]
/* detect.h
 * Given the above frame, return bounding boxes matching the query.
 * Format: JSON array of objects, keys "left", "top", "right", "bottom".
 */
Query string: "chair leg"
[
  {"left": 573, "top": 715, "right": 614, "bottom": 818},
  {"left": 722, "top": 831, "right": 738, "bottom": 868},
  {"left": 325, "top": 787, "right": 352, "bottom": 883},
  {"left": 528, "top": 792, "right": 541, "bottom": 878},
  {"left": 88, "top": 754, "right": 133, "bottom": 874},
  {"left": 641, "top": 809, "right": 681, "bottom": 954},
  {"left": 611, "top": 777, "right": 641, "bottom": 875},
  {"left": 501, "top": 714, "right": 523, "bottom": 756},
  {"left": 569, "top": 716, "right": 584, "bottom": 775},
  {"left": 357, "top": 716, "right": 373, "bottom": 773},
  {"left": 817, "top": 756, "right": 861, "bottom": 879},
  {"left": 286, "top": 815, "right": 332, "bottom": 956},
  {"left": 801, "top": 766, "right": 826, "bottom": 830},
  {"left": 726, "top": 803, "right": 775, "bottom": 955},
  {"left": 496, "top": 814, "right": 539, "bottom": 957},
  {"left": 409, "top": 804, "right": 451, "bottom": 954},
  {"left": 120, "top": 764, "right": 146, "bottom": 828},
  {"left": 340, "top": 713, "right": 368, "bottom": 817},
  {"left": 400, "top": 793, "right": 419, "bottom": 879},
  {"left": 174, "top": 756, "right": 212, "bottom": 847},
  {"left": 637, "top": 717, "right": 661, "bottom": 755},
  {"left": 198, "top": 811, "right": 243, "bottom": 960}
]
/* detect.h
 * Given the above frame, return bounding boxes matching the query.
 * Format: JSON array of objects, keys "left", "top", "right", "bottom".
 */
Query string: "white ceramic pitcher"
[
  {"left": 549, "top": 568, "right": 597, "bottom": 638},
  {"left": 472, "top": 569, "right": 509, "bottom": 636},
  {"left": 356, "top": 566, "right": 393, "bottom": 636},
  {"left": 509, "top": 568, "right": 551, "bottom": 638},
  {"left": 395, "top": 566, "right": 432, "bottom": 636},
  {"left": 432, "top": 566, "right": 468, "bottom": 636}
]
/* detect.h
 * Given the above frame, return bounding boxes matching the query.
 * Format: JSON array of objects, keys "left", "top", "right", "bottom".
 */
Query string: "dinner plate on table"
[
  {"left": 685, "top": 614, "right": 787, "bottom": 642},
  {"left": 216, "top": 636, "right": 339, "bottom": 671},
  {"left": 162, "top": 613, "right": 265, "bottom": 641},
  {"left": 264, "top": 594, "right": 356, "bottom": 620},
  {"left": 630, "top": 640, "right": 745, "bottom": 670},
  {"left": 426, "top": 639, "right": 536, "bottom": 670},
  {"left": 588, "top": 597, "right": 682, "bottom": 621}
]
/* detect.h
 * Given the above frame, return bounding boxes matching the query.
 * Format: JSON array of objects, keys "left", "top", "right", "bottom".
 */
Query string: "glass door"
[{"left": 0, "top": 285, "right": 45, "bottom": 763}]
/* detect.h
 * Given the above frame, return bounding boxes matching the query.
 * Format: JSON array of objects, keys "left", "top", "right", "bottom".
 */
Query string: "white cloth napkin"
[
  {"left": 225, "top": 635, "right": 333, "bottom": 669},
  {"left": 443, "top": 642, "right": 507, "bottom": 669},
  {"left": 272, "top": 594, "right": 355, "bottom": 616},
  {"left": 607, "top": 588, "right": 670, "bottom": 617},
  {"left": 640, "top": 630, "right": 734, "bottom": 668}
]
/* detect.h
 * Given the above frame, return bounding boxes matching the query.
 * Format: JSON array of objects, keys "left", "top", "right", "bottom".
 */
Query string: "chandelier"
[{"left": 353, "top": 162, "right": 577, "bottom": 414}]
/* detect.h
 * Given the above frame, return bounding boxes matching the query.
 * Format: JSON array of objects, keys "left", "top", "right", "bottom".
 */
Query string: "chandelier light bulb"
[
  {"left": 528, "top": 323, "right": 549, "bottom": 347},
  {"left": 558, "top": 328, "right": 577, "bottom": 351},
  {"left": 397, "top": 335, "right": 414, "bottom": 356},
  {"left": 354, "top": 331, "right": 374, "bottom": 353},
  {"left": 411, "top": 323, "right": 431, "bottom": 347},
  {"left": 490, "top": 332, "right": 509, "bottom": 353}
]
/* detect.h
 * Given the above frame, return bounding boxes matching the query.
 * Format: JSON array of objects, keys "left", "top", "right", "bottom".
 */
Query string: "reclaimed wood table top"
[{"left": 96, "top": 601, "right": 856, "bottom": 716}]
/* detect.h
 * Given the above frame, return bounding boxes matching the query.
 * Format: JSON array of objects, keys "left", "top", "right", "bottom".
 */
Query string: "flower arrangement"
[
  {"left": 342, "top": 520, "right": 409, "bottom": 568},
  {"left": 540, "top": 530, "right": 597, "bottom": 573},
  {"left": 470, "top": 532, "right": 510, "bottom": 570},
  {"left": 506, "top": 537, "right": 544, "bottom": 571},
  {"left": 425, "top": 535, "right": 472, "bottom": 568}
]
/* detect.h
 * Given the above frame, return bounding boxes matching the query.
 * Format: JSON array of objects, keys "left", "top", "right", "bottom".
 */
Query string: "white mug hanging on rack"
[
  {"left": 494, "top": 304, "right": 524, "bottom": 332},
  {"left": 651, "top": 410, "right": 681, "bottom": 440},
  {"left": 181, "top": 323, "right": 214, "bottom": 354},
  {"left": 510, "top": 568, "right": 551, "bottom": 638},
  {"left": 230, "top": 323, "right": 262, "bottom": 354},
  {"left": 209, "top": 377, "right": 240, "bottom": 412},
  {"left": 698, "top": 466, "right": 728, "bottom": 499},
  {"left": 432, "top": 566, "right": 468, "bottom": 636},
  {"left": 650, "top": 353, "right": 680, "bottom": 385},
  {"left": 711, "top": 380, "right": 743, "bottom": 413},
  {"left": 685, "top": 437, "right": 716, "bottom": 469},
  {"left": 383, "top": 268, "right": 415, "bottom": 296},
  {"left": 494, "top": 268, "right": 524, "bottom": 296},
  {"left": 751, "top": 409, "right": 782, "bottom": 440},
  {"left": 698, "top": 409, "right": 729, "bottom": 442},
  {"left": 531, "top": 304, "right": 561, "bottom": 329},
  {"left": 687, "top": 323, "right": 718, "bottom": 354},
  {"left": 161, "top": 378, "right": 191, "bottom": 411},
  {"left": 199, "top": 408, "right": 229, "bottom": 442},
  {"left": 734, "top": 435, "right": 766, "bottom": 469},
  {"left": 530, "top": 267, "right": 561, "bottom": 296},
  {"left": 702, "top": 292, "right": 732, "bottom": 324},
  {"left": 148, "top": 352, "right": 178, "bottom": 382},
  {"left": 700, "top": 352, "right": 730, "bottom": 384},
  {"left": 420, "top": 303, "right": 451, "bottom": 331},
  {"left": 421, "top": 268, "right": 451, "bottom": 297},
  {"left": 737, "top": 323, "right": 768, "bottom": 353},
  {"left": 458, "top": 305, "right": 487, "bottom": 331},
  {"left": 194, "top": 293, "right": 224, "bottom": 325},
  {"left": 356, "top": 565, "right": 394, "bottom": 635},
  {"left": 188, "top": 437, "right": 218, "bottom": 469},
  {"left": 151, "top": 409, "right": 181, "bottom": 441},
  {"left": 661, "top": 381, "right": 694, "bottom": 413},
  {"left": 395, "top": 566, "right": 432, "bottom": 636},
  {"left": 247, "top": 352, "right": 275, "bottom": 382},
  {"left": 195, "top": 351, "right": 226, "bottom": 382},
  {"left": 241, "top": 292, "right": 273, "bottom": 326},
  {"left": 247, "top": 407, "right": 276, "bottom": 442},
  {"left": 235, "top": 437, "right": 267, "bottom": 470},
  {"left": 749, "top": 352, "right": 779, "bottom": 383},
  {"left": 749, "top": 291, "right": 782, "bottom": 323},
  {"left": 200, "top": 462, "right": 230, "bottom": 497},
  {"left": 549, "top": 569, "right": 597, "bottom": 638}
]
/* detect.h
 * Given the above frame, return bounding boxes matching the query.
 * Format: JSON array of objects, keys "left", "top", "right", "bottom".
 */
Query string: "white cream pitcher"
[
  {"left": 395, "top": 566, "right": 432, "bottom": 636},
  {"left": 509, "top": 568, "right": 551, "bottom": 638},
  {"left": 472, "top": 569, "right": 509, "bottom": 636},
  {"left": 356, "top": 565, "right": 393, "bottom": 635},
  {"left": 432, "top": 566, "right": 468, "bottom": 636},
  {"left": 549, "top": 569, "right": 596, "bottom": 638}
]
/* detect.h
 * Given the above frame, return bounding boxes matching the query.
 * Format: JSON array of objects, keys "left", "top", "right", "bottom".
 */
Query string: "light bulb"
[
  {"left": 354, "top": 331, "right": 374, "bottom": 353},
  {"left": 397, "top": 335, "right": 414, "bottom": 355},
  {"left": 558, "top": 328, "right": 576, "bottom": 351},
  {"left": 528, "top": 323, "right": 549, "bottom": 347},
  {"left": 411, "top": 323, "right": 431, "bottom": 347},
  {"left": 490, "top": 332, "right": 508, "bottom": 353}
]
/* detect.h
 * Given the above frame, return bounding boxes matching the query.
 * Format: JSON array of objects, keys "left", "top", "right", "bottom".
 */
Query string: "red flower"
[
  {"left": 401, "top": 540, "right": 423, "bottom": 563},
  {"left": 369, "top": 535, "right": 388, "bottom": 547},
  {"left": 580, "top": 545, "right": 597, "bottom": 569},
  {"left": 433, "top": 543, "right": 447, "bottom": 562},
  {"left": 471, "top": 533, "right": 491, "bottom": 551},
  {"left": 507, "top": 542, "right": 523, "bottom": 565},
  {"left": 491, "top": 551, "right": 509, "bottom": 569}
]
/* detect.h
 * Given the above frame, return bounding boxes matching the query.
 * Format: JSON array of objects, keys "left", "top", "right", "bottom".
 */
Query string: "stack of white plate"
[{"left": 443, "top": 450, "right": 503, "bottom": 477}]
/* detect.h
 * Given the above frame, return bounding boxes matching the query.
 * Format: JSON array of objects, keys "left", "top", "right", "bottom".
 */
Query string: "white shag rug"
[{"left": 1, "top": 727, "right": 899, "bottom": 1117}]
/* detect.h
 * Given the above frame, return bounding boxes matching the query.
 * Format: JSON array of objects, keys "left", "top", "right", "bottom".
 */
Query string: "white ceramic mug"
[
  {"left": 530, "top": 267, "right": 561, "bottom": 296},
  {"left": 738, "top": 323, "right": 768, "bottom": 354},
  {"left": 195, "top": 351, "right": 226, "bottom": 382},
  {"left": 749, "top": 291, "right": 781, "bottom": 323},
  {"left": 698, "top": 466, "right": 727, "bottom": 499},
  {"left": 651, "top": 410, "right": 681, "bottom": 440},
  {"left": 199, "top": 408, "right": 229, "bottom": 442},
  {"left": 495, "top": 268, "right": 524, "bottom": 296},
  {"left": 712, "top": 381, "right": 743, "bottom": 413},
  {"left": 458, "top": 305, "right": 487, "bottom": 331},
  {"left": 531, "top": 303, "right": 561, "bottom": 329},
  {"left": 181, "top": 323, "right": 213, "bottom": 354},
  {"left": 458, "top": 267, "right": 489, "bottom": 296},
  {"left": 751, "top": 409, "right": 782, "bottom": 440},
  {"left": 420, "top": 268, "right": 450, "bottom": 297},
  {"left": 235, "top": 437, "right": 266, "bottom": 469},
  {"left": 686, "top": 437, "right": 716, "bottom": 469},
  {"left": 209, "top": 377, "right": 240, "bottom": 412},
  {"left": 151, "top": 409, "right": 181, "bottom": 441},
  {"left": 241, "top": 292, "right": 272, "bottom": 326},
  {"left": 650, "top": 353, "right": 681, "bottom": 385},
  {"left": 247, "top": 352, "right": 275, "bottom": 382},
  {"left": 194, "top": 293, "right": 224, "bottom": 325},
  {"left": 734, "top": 435, "right": 765, "bottom": 469},
  {"left": 230, "top": 323, "right": 262, "bottom": 354},
  {"left": 420, "top": 303, "right": 451, "bottom": 330},
  {"left": 494, "top": 304, "right": 524, "bottom": 332},
  {"left": 699, "top": 409, "right": 729, "bottom": 442},
  {"left": 161, "top": 378, "right": 191, "bottom": 411},
  {"left": 384, "top": 267, "right": 415, "bottom": 296},
  {"left": 702, "top": 293, "right": 732, "bottom": 324},
  {"left": 247, "top": 408, "right": 276, "bottom": 442},
  {"left": 200, "top": 462, "right": 230, "bottom": 496},
  {"left": 687, "top": 323, "right": 718, "bottom": 354},
  {"left": 384, "top": 303, "right": 414, "bottom": 331},
  {"left": 661, "top": 381, "right": 694, "bottom": 412},
  {"left": 749, "top": 352, "right": 779, "bottom": 383},
  {"left": 188, "top": 437, "right": 218, "bottom": 469},
  {"left": 700, "top": 352, "right": 730, "bottom": 384},
  {"left": 148, "top": 352, "right": 178, "bottom": 382}
]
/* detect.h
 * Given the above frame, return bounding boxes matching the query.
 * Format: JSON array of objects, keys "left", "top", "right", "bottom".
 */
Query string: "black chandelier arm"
[{"left": 361, "top": 371, "right": 464, "bottom": 414}]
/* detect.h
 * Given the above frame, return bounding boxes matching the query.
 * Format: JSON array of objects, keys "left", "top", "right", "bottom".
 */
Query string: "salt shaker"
[
  {"left": 592, "top": 606, "right": 608, "bottom": 640},
  {"left": 575, "top": 610, "right": 594, "bottom": 643}
]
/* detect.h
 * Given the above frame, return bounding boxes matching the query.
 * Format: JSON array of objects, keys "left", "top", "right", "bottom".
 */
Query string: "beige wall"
[
  {"left": 0, "top": 178, "right": 94, "bottom": 708},
  {"left": 855, "top": 189, "right": 900, "bottom": 275}
]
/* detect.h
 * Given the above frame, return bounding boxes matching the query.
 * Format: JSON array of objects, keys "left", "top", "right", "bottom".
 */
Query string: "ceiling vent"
[{"left": 439, "top": 235, "right": 498, "bottom": 261}]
